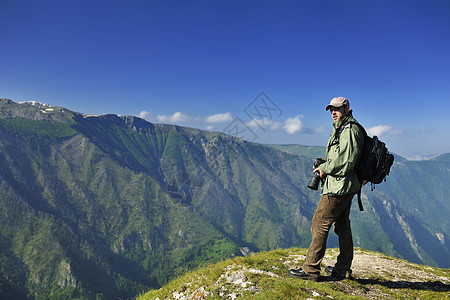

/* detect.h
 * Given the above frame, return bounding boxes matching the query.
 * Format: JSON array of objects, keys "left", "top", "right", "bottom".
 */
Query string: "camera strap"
[{"left": 328, "top": 122, "right": 350, "bottom": 148}]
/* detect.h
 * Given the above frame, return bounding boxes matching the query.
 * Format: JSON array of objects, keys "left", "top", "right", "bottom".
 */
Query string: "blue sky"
[{"left": 1, "top": 0, "right": 449, "bottom": 159}]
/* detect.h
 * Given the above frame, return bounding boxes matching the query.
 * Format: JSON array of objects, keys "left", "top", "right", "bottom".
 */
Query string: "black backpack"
[{"left": 338, "top": 121, "right": 395, "bottom": 211}]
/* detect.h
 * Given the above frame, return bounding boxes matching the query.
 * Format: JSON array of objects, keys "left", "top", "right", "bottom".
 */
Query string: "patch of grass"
[{"left": 346, "top": 278, "right": 368, "bottom": 292}]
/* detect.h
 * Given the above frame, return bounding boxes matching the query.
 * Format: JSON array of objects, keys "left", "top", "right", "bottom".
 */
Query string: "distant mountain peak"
[
  {"left": 0, "top": 98, "right": 77, "bottom": 122},
  {"left": 18, "top": 100, "right": 52, "bottom": 108},
  {"left": 0, "top": 98, "right": 14, "bottom": 104},
  {"left": 430, "top": 153, "right": 450, "bottom": 162}
]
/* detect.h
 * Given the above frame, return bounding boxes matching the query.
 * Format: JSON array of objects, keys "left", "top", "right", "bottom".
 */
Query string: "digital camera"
[{"left": 307, "top": 158, "right": 326, "bottom": 190}]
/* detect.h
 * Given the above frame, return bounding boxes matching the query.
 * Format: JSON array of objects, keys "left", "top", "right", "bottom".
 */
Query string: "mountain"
[
  {"left": 137, "top": 247, "right": 450, "bottom": 299},
  {"left": 0, "top": 99, "right": 449, "bottom": 299}
]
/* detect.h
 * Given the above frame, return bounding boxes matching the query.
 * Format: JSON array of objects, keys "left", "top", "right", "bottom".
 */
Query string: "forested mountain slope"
[{"left": 0, "top": 99, "right": 448, "bottom": 299}]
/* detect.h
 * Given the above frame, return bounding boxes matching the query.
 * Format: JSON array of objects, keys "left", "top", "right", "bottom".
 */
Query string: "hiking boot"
[
  {"left": 324, "top": 266, "right": 352, "bottom": 280},
  {"left": 287, "top": 268, "right": 319, "bottom": 281}
]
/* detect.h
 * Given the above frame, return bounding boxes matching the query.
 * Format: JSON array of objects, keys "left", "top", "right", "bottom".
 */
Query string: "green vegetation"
[
  {"left": 266, "top": 144, "right": 325, "bottom": 159},
  {"left": 0, "top": 117, "right": 77, "bottom": 139}
]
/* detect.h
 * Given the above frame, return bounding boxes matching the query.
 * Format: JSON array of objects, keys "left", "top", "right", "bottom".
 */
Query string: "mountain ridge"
[{"left": 3, "top": 98, "right": 447, "bottom": 161}]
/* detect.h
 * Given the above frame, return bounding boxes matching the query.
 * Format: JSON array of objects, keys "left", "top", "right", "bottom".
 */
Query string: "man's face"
[{"left": 330, "top": 106, "right": 348, "bottom": 122}]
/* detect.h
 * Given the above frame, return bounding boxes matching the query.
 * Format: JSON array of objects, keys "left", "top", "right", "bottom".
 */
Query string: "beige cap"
[{"left": 325, "top": 97, "right": 350, "bottom": 111}]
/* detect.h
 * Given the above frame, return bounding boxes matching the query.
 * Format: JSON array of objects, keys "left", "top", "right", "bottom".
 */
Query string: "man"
[{"left": 288, "top": 97, "right": 364, "bottom": 281}]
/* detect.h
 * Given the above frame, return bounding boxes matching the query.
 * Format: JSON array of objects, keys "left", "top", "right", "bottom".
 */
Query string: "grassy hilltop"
[{"left": 138, "top": 248, "right": 450, "bottom": 300}]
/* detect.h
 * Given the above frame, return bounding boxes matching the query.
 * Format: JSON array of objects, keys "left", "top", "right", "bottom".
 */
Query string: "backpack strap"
[
  {"left": 340, "top": 121, "right": 367, "bottom": 137},
  {"left": 328, "top": 121, "right": 354, "bottom": 147},
  {"left": 339, "top": 120, "right": 366, "bottom": 212},
  {"left": 332, "top": 121, "right": 366, "bottom": 145},
  {"left": 356, "top": 190, "right": 364, "bottom": 211}
]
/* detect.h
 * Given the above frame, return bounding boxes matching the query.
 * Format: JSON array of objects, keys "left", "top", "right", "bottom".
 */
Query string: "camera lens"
[{"left": 307, "top": 172, "right": 321, "bottom": 190}]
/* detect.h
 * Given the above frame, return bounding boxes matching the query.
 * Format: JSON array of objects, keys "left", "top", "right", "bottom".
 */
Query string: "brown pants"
[{"left": 302, "top": 193, "right": 354, "bottom": 278}]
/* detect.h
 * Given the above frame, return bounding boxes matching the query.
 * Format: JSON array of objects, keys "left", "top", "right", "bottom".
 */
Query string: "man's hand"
[{"left": 313, "top": 167, "right": 326, "bottom": 179}]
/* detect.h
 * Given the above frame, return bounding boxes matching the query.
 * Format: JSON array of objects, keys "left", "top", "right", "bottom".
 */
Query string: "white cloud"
[
  {"left": 205, "top": 112, "right": 233, "bottom": 123},
  {"left": 269, "top": 121, "right": 282, "bottom": 131},
  {"left": 314, "top": 126, "right": 327, "bottom": 133},
  {"left": 283, "top": 115, "right": 304, "bottom": 135},
  {"left": 244, "top": 115, "right": 308, "bottom": 134},
  {"left": 246, "top": 118, "right": 282, "bottom": 131},
  {"left": 157, "top": 112, "right": 192, "bottom": 123},
  {"left": 139, "top": 110, "right": 151, "bottom": 120},
  {"left": 367, "top": 125, "right": 404, "bottom": 137},
  {"left": 390, "top": 128, "right": 405, "bottom": 135},
  {"left": 206, "top": 125, "right": 214, "bottom": 131},
  {"left": 367, "top": 125, "right": 391, "bottom": 136},
  {"left": 246, "top": 118, "right": 263, "bottom": 128}
]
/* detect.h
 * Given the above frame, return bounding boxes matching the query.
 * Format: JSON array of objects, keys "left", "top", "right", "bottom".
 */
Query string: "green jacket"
[{"left": 320, "top": 114, "right": 364, "bottom": 195}]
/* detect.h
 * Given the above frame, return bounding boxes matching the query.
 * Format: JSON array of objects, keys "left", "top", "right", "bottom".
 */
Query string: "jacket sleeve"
[{"left": 320, "top": 124, "right": 363, "bottom": 177}]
